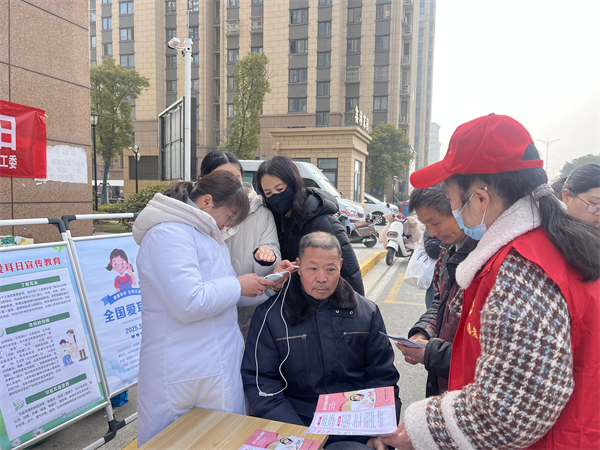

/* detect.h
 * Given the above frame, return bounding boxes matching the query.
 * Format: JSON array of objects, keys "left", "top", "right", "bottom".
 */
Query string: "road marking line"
[
  {"left": 384, "top": 272, "right": 405, "bottom": 304},
  {"left": 360, "top": 251, "right": 387, "bottom": 276}
]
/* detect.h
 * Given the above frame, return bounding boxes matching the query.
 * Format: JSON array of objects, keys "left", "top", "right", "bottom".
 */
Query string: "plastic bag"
[{"left": 404, "top": 240, "right": 435, "bottom": 290}]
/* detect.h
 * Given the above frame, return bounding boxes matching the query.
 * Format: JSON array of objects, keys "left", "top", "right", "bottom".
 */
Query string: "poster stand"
[{"left": 0, "top": 218, "right": 109, "bottom": 450}]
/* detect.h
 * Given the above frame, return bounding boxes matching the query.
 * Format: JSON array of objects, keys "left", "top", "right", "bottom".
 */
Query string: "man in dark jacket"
[
  {"left": 242, "top": 232, "right": 400, "bottom": 449},
  {"left": 396, "top": 184, "right": 478, "bottom": 397}
]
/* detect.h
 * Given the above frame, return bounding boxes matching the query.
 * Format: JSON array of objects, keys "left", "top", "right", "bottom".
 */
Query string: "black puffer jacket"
[
  {"left": 241, "top": 273, "right": 400, "bottom": 446},
  {"left": 408, "top": 237, "right": 478, "bottom": 397},
  {"left": 273, "top": 187, "right": 364, "bottom": 295}
]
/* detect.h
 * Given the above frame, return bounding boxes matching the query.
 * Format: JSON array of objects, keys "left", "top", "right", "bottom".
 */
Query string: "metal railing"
[
  {"left": 401, "top": 85, "right": 410, "bottom": 94},
  {"left": 214, "top": 16, "right": 220, "bottom": 24},
  {"left": 214, "top": 43, "right": 220, "bottom": 52},
  {"left": 401, "top": 55, "right": 411, "bottom": 64},
  {"left": 403, "top": 25, "right": 412, "bottom": 34},
  {"left": 89, "top": 10, "right": 96, "bottom": 22},
  {"left": 226, "top": 19, "right": 239, "bottom": 36},
  {"left": 399, "top": 115, "right": 410, "bottom": 124},
  {"left": 250, "top": 17, "right": 263, "bottom": 33},
  {"left": 214, "top": 96, "right": 220, "bottom": 104},
  {"left": 213, "top": 70, "right": 220, "bottom": 78}
]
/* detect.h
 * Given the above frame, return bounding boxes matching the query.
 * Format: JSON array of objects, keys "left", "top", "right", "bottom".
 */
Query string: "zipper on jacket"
[
  {"left": 343, "top": 331, "right": 369, "bottom": 337},
  {"left": 276, "top": 334, "right": 307, "bottom": 341}
]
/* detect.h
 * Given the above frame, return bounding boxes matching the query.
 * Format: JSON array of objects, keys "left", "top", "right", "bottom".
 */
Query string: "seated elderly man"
[{"left": 241, "top": 231, "right": 400, "bottom": 450}]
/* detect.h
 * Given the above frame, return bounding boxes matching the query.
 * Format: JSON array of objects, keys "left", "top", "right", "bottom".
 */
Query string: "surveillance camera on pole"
[{"left": 166, "top": 36, "right": 193, "bottom": 181}]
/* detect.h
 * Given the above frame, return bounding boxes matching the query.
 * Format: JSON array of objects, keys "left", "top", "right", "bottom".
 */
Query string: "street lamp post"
[
  {"left": 392, "top": 176, "right": 398, "bottom": 205},
  {"left": 128, "top": 145, "right": 140, "bottom": 193},
  {"left": 90, "top": 111, "right": 99, "bottom": 211},
  {"left": 537, "top": 137, "right": 560, "bottom": 171}
]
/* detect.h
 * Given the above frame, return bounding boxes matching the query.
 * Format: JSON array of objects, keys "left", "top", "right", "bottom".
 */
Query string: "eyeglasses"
[{"left": 575, "top": 195, "right": 600, "bottom": 214}]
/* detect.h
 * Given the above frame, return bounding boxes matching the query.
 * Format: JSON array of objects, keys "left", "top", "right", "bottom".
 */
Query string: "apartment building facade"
[
  {"left": 89, "top": 0, "right": 436, "bottom": 195},
  {"left": 429, "top": 121, "right": 440, "bottom": 164}
]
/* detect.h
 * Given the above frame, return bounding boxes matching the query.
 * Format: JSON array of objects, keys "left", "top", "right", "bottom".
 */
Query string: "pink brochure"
[
  {"left": 305, "top": 387, "right": 397, "bottom": 436},
  {"left": 239, "top": 429, "right": 322, "bottom": 450}
]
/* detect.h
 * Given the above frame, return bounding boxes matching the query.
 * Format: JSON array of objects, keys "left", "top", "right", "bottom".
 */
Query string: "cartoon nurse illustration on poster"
[{"left": 105, "top": 249, "right": 137, "bottom": 293}]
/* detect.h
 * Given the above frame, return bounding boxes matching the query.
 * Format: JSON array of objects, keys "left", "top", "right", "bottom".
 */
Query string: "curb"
[{"left": 360, "top": 251, "right": 386, "bottom": 277}]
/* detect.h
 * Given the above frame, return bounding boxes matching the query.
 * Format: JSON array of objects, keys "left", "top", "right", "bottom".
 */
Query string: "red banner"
[{"left": 0, "top": 100, "right": 47, "bottom": 178}]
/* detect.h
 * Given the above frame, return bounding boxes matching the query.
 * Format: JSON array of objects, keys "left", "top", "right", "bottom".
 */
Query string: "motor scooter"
[
  {"left": 338, "top": 213, "right": 379, "bottom": 248},
  {"left": 380, "top": 213, "right": 422, "bottom": 265}
]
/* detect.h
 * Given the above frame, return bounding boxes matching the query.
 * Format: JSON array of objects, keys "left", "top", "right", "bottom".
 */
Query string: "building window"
[
  {"left": 167, "top": 80, "right": 177, "bottom": 94},
  {"left": 120, "top": 28, "right": 134, "bottom": 41},
  {"left": 374, "top": 96, "right": 388, "bottom": 110},
  {"left": 317, "top": 82, "right": 330, "bottom": 96},
  {"left": 102, "top": 0, "right": 111, "bottom": 3},
  {"left": 102, "top": 17, "right": 112, "bottom": 30},
  {"left": 167, "top": 28, "right": 177, "bottom": 41},
  {"left": 316, "top": 112, "right": 329, "bottom": 127},
  {"left": 348, "top": 7, "right": 362, "bottom": 23},
  {"left": 318, "top": 0, "right": 332, "bottom": 5},
  {"left": 318, "top": 158, "right": 338, "bottom": 186},
  {"left": 227, "top": 104, "right": 235, "bottom": 117},
  {"left": 346, "top": 67, "right": 360, "bottom": 82},
  {"left": 192, "top": 79, "right": 199, "bottom": 92},
  {"left": 91, "top": 36, "right": 96, "bottom": 48},
  {"left": 376, "top": 4, "right": 391, "bottom": 20},
  {"left": 318, "top": 21, "right": 331, "bottom": 37},
  {"left": 374, "top": 66, "right": 389, "bottom": 81},
  {"left": 192, "top": 53, "right": 199, "bottom": 66},
  {"left": 290, "top": 39, "right": 308, "bottom": 54},
  {"left": 420, "top": 1, "right": 425, "bottom": 14},
  {"left": 252, "top": 0, "right": 263, "bottom": 3},
  {"left": 251, "top": 47, "right": 263, "bottom": 54},
  {"left": 228, "top": 0, "right": 239, "bottom": 7},
  {"left": 188, "top": 0, "right": 199, "bottom": 11},
  {"left": 102, "top": 43, "right": 112, "bottom": 56},
  {"left": 291, "top": 9, "right": 308, "bottom": 24},
  {"left": 167, "top": 55, "right": 177, "bottom": 68},
  {"left": 289, "top": 69, "right": 307, "bottom": 83},
  {"left": 317, "top": 52, "right": 331, "bottom": 66},
  {"left": 288, "top": 98, "right": 307, "bottom": 112},
  {"left": 131, "top": 106, "right": 136, "bottom": 120},
  {"left": 189, "top": 26, "right": 199, "bottom": 39},
  {"left": 120, "top": 54, "right": 134, "bottom": 67},
  {"left": 120, "top": 1, "right": 133, "bottom": 14},
  {"left": 347, "top": 38, "right": 361, "bottom": 53},
  {"left": 227, "top": 49, "right": 239, "bottom": 63},
  {"left": 345, "top": 97, "right": 358, "bottom": 112},
  {"left": 166, "top": 0, "right": 176, "bottom": 14},
  {"left": 375, "top": 35, "right": 390, "bottom": 51},
  {"left": 227, "top": 76, "right": 235, "bottom": 90}
]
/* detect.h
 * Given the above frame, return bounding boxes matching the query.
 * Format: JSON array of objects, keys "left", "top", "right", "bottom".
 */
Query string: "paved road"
[{"left": 35, "top": 238, "right": 429, "bottom": 449}]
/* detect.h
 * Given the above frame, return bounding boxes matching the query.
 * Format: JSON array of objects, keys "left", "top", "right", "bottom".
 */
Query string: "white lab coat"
[{"left": 133, "top": 194, "right": 267, "bottom": 446}]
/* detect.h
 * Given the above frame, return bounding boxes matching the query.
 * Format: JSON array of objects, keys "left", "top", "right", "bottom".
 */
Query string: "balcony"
[
  {"left": 214, "top": 16, "right": 220, "bottom": 25},
  {"left": 214, "top": 43, "right": 221, "bottom": 52},
  {"left": 403, "top": 25, "right": 412, "bottom": 34},
  {"left": 345, "top": 67, "right": 360, "bottom": 83},
  {"left": 226, "top": 19, "right": 239, "bottom": 36},
  {"left": 399, "top": 115, "right": 409, "bottom": 124},
  {"left": 89, "top": 10, "right": 96, "bottom": 22},
  {"left": 213, "top": 70, "right": 220, "bottom": 78},
  {"left": 401, "top": 85, "right": 410, "bottom": 94},
  {"left": 214, "top": 96, "right": 220, "bottom": 104},
  {"left": 401, "top": 55, "right": 411, "bottom": 64},
  {"left": 250, "top": 17, "right": 263, "bottom": 33}
]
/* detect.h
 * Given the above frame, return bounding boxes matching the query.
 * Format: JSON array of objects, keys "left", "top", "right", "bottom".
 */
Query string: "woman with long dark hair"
[
  {"left": 199, "top": 151, "right": 281, "bottom": 338},
  {"left": 132, "top": 171, "right": 292, "bottom": 445},
  {"left": 256, "top": 156, "right": 364, "bottom": 295},
  {"left": 378, "top": 114, "right": 600, "bottom": 450}
]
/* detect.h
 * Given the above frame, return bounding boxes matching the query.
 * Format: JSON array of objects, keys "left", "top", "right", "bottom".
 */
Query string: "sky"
[{"left": 431, "top": 0, "right": 600, "bottom": 180}]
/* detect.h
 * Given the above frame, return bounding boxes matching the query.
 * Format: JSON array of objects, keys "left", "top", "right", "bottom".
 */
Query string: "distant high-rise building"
[
  {"left": 89, "top": 0, "right": 436, "bottom": 194},
  {"left": 429, "top": 122, "right": 441, "bottom": 164}
]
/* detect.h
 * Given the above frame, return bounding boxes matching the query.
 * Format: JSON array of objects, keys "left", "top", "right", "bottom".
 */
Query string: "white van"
[{"left": 239, "top": 160, "right": 365, "bottom": 221}]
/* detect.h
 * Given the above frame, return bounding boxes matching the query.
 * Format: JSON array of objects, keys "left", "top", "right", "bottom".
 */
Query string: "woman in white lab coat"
[{"left": 132, "top": 171, "right": 291, "bottom": 446}]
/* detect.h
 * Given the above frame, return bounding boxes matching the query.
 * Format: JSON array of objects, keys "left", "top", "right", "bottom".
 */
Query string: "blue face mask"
[{"left": 452, "top": 190, "right": 488, "bottom": 241}]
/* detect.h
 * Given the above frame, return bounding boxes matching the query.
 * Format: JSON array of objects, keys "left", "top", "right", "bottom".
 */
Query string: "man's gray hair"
[
  {"left": 299, "top": 232, "right": 341, "bottom": 259},
  {"left": 408, "top": 183, "right": 452, "bottom": 216}
]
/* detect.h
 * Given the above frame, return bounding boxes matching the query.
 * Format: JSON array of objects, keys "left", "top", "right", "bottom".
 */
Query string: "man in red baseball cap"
[{"left": 376, "top": 114, "right": 600, "bottom": 450}]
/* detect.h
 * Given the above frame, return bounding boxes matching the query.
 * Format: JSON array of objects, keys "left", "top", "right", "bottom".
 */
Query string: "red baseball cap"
[{"left": 410, "top": 113, "right": 543, "bottom": 189}]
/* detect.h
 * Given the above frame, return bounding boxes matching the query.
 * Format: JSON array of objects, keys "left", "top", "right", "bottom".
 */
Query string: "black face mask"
[{"left": 266, "top": 186, "right": 296, "bottom": 216}]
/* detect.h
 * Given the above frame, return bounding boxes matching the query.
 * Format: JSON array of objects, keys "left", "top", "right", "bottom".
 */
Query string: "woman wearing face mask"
[
  {"left": 199, "top": 151, "right": 281, "bottom": 338},
  {"left": 132, "top": 171, "right": 292, "bottom": 446},
  {"left": 256, "top": 156, "right": 364, "bottom": 295},
  {"left": 377, "top": 114, "right": 600, "bottom": 450},
  {"left": 558, "top": 163, "right": 600, "bottom": 228}
]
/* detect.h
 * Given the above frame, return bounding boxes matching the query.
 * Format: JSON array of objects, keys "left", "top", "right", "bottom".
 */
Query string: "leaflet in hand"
[
  {"left": 239, "top": 430, "right": 321, "bottom": 450},
  {"left": 379, "top": 331, "right": 424, "bottom": 348},
  {"left": 305, "top": 387, "right": 397, "bottom": 436}
]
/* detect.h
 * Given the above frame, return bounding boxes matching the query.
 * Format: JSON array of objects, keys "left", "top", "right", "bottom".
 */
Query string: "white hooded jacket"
[{"left": 132, "top": 193, "right": 267, "bottom": 446}]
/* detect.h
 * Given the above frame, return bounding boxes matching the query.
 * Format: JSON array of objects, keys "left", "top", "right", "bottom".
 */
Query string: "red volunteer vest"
[{"left": 449, "top": 228, "right": 600, "bottom": 449}]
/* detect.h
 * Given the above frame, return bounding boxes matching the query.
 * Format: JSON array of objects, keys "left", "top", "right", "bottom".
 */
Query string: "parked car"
[
  {"left": 363, "top": 192, "right": 399, "bottom": 225},
  {"left": 239, "top": 160, "right": 365, "bottom": 222}
]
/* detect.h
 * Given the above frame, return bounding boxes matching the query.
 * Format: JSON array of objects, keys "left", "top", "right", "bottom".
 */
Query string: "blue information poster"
[
  {"left": 71, "top": 235, "right": 141, "bottom": 397},
  {"left": 0, "top": 244, "right": 106, "bottom": 450}
]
